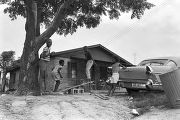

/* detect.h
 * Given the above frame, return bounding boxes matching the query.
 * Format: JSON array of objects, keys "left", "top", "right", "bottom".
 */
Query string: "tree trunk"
[
  {"left": 15, "top": 0, "right": 40, "bottom": 96},
  {"left": 2, "top": 71, "right": 7, "bottom": 92},
  {"left": 16, "top": 52, "right": 40, "bottom": 96},
  {"left": 15, "top": 0, "right": 74, "bottom": 95}
]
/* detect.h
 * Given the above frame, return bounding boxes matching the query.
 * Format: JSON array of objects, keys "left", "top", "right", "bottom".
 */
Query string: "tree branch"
[{"left": 35, "top": 0, "right": 75, "bottom": 52}]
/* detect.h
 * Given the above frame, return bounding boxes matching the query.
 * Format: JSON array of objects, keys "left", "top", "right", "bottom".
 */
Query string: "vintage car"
[{"left": 119, "top": 57, "right": 180, "bottom": 94}]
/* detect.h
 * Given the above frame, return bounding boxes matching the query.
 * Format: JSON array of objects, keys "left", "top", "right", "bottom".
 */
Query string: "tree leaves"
[
  {"left": 3, "top": 0, "right": 154, "bottom": 35},
  {"left": 0, "top": 51, "right": 15, "bottom": 69},
  {"left": 108, "top": 9, "right": 120, "bottom": 20},
  {"left": 4, "top": 1, "right": 26, "bottom": 20}
]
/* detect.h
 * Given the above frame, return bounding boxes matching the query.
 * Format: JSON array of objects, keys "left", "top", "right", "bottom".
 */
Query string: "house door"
[
  {"left": 90, "top": 66, "right": 95, "bottom": 81},
  {"left": 99, "top": 66, "right": 108, "bottom": 81},
  {"left": 90, "top": 66, "right": 108, "bottom": 81},
  {"left": 94, "top": 66, "right": 108, "bottom": 90}
]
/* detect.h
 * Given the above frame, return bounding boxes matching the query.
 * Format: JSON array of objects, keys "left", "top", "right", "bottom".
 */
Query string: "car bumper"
[{"left": 119, "top": 81, "right": 163, "bottom": 91}]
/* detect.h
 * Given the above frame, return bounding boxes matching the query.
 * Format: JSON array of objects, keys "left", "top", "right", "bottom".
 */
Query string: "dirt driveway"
[{"left": 0, "top": 91, "right": 133, "bottom": 120}]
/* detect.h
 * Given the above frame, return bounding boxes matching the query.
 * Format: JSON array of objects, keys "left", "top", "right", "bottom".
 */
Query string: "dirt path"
[{"left": 0, "top": 93, "right": 133, "bottom": 120}]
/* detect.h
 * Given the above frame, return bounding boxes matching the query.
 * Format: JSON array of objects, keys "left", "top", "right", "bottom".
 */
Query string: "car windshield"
[{"left": 139, "top": 59, "right": 169, "bottom": 66}]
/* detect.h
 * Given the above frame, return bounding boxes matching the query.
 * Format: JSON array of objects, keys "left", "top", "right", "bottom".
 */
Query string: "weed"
[{"left": 128, "top": 91, "right": 169, "bottom": 114}]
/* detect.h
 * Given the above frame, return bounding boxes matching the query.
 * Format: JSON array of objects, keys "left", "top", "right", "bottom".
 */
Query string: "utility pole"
[{"left": 133, "top": 53, "right": 136, "bottom": 65}]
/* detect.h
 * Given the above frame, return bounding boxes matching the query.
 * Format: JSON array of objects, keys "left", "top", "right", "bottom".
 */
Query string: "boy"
[
  {"left": 51, "top": 60, "right": 64, "bottom": 92},
  {"left": 83, "top": 46, "right": 94, "bottom": 80},
  {"left": 39, "top": 39, "right": 52, "bottom": 93},
  {"left": 107, "top": 60, "right": 125, "bottom": 96},
  {"left": 83, "top": 46, "right": 95, "bottom": 93}
]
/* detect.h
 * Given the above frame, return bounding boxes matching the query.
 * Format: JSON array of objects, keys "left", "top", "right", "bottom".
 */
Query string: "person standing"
[
  {"left": 83, "top": 46, "right": 95, "bottom": 92},
  {"left": 107, "top": 60, "right": 125, "bottom": 96},
  {"left": 39, "top": 39, "right": 52, "bottom": 94},
  {"left": 52, "top": 60, "right": 64, "bottom": 92}
]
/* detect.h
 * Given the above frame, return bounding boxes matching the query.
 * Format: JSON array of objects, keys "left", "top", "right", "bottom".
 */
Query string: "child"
[
  {"left": 51, "top": 59, "right": 64, "bottom": 92},
  {"left": 107, "top": 60, "right": 125, "bottom": 96},
  {"left": 39, "top": 39, "right": 52, "bottom": 93},
  {"left": 83, "top": 46, "right": 94, "bottom": 80},
  {"left": 83, "top": 46, "right": 96, "bottom": 93}
]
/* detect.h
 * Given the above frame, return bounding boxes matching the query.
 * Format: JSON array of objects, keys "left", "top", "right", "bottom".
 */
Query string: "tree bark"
[
  {"left": 2, "top": 71, "right": 7, "bottom": 92},
  {"left": 34, "top": 0, "right": 75, "bottom": 51},
  {"left": 16, "top": 0, "right": 75, "bottom": 95},
  {"left": 15, "top": 0, "right": 40, "bottom": 96}
]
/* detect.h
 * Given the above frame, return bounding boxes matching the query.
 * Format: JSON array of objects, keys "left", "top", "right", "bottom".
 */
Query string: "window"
[
  {"left": 139, "top": 59, "right": 168, "bottom": 66},
  {"left": 68, "top": 62, "right": 77, "bottom": 78},
  {"left": 71, "top": 63, "right": 77, "bottom": 78}
]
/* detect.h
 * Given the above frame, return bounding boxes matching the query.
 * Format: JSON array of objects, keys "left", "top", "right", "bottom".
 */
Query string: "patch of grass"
[
  {"left": 134, "top": 92, "right": 168, "bottom": 107},
  {"left": 128, "top": 91, "right": 170, "bottom": 114}
]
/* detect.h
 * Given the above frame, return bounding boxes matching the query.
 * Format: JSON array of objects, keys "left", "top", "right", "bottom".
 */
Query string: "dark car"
[{"left": 118, "top": 57, "right": 180, "bottom": 94}]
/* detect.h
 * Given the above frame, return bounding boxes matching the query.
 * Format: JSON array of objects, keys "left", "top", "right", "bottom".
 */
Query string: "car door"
[{"left": 119, "top": 66, "right": 147, "bottom": 81}]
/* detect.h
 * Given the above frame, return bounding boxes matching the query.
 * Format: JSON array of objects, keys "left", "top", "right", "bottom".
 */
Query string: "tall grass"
[{"left": 128, "top": 91, "right": 170, "bottom": 114}]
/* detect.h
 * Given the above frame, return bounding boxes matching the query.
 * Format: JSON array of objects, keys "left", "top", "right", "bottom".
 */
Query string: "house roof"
[
  {"left": 52, "top": 44, "right": 133, "bottom": 66},
  {"left": 7, "top": 44, "right": 133, "bottom": 72}
]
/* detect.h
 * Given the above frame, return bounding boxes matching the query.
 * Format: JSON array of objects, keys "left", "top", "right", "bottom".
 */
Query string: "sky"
[{"left": 0, "top": 0, "right": 180, "bottom": 64}]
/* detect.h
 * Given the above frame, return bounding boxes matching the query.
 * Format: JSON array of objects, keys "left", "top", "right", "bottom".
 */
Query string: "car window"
[
  {"left": 139, "top": 59, "right": 168, "bottom": 66},
  {"left": 150, "top": 62, "right": 164, "bottom": 66},
  {"left": 166, "top": 61, "right": 177, "bottom": 67},
  {"left": 139, "top": 60, "right": 150, "bottom": 66}
]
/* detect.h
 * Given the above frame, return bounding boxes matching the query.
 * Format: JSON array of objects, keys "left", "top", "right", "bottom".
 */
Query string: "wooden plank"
[
  {"left": 61, "top": 81, "right": 93, "bottom": 93},
  {"left": 92, "top": 93, "right": 109, "bottom": 100}
]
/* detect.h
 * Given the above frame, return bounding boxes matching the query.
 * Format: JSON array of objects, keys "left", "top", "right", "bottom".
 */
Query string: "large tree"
[
  {"left": 2, "top": 0, "right": 154, "bottom": 95},
  {"left": 0, "top": 51, "right": 15, "bottom": 92}
]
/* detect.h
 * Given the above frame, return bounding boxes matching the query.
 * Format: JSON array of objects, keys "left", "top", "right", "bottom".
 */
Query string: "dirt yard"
[
  {"left": 0, "top": 91, "right": 133, "bottom": 120},
  {"left": 0, "top": 90, "right": 180, "bottom": 120}
]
